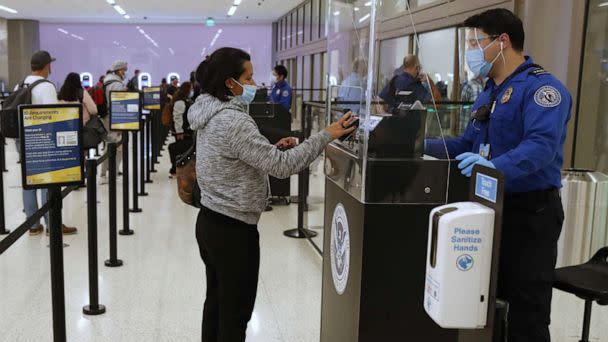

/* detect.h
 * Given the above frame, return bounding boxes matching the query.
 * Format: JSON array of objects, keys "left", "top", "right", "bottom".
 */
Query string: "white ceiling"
[{"left": 0, "top": 0, "right": 302, "bottom": 24}]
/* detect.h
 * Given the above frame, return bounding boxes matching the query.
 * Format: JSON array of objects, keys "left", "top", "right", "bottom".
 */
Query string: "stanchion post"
[
  {"left": 146, "top": 115, "right": 153, "bottom": 182},
  {"left": 105, "top": 143, "right": 124, "bottom": 265},
  {"left": 139, "top": 118, "right": 148, "bottom": 196},
  {"left": 130, "top": 131, "right": 142, "bottom": 213},
  {"left": 83, "top": 156, "right": 106, "bottom": 315},
  {"left": 283, "top": 104, "right": 317, "bottom": 239},
  {"left": 0, "top": 136, "right": 7, "bottom": 172},
  {"left": 0, "top": 145, "right": 8, "bottom": 235},
  {"left": 120, "top": 132, "right": 134, "bottom": 235},
  {"left": 48, "top": 186, "right": 67, "bottom": 341}
]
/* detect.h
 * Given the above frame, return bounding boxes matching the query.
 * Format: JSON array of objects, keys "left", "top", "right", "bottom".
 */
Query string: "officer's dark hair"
[
  {"left": 196, "top": 47, "right": 251, "bottom": 102},
  {"left": 274, "top": 65, "right": 288, "bottom": 79},
  {"left": 463, "top": 8, "right": 525, "bottom": 52}
]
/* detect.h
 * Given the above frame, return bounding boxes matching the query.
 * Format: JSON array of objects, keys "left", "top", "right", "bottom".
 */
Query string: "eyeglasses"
[{"left": 466, "top": 35, "right": 499, "bottom": 49}]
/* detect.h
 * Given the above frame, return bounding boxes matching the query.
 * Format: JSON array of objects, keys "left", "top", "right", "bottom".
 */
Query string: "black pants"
[
  {"left": 169, "top": 138, "right": 193, "bottom": 174},
  {"left": 498, "top": 189, "right": 564, "bottom": 342},
  {"left": 196, "top": 207, "right": 260, "bottom": 342}
]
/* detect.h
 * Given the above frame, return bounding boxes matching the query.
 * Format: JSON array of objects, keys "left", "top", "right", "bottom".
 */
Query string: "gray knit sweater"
[{"left": 188, "top": 94, "right": 333, "bottom": 225}]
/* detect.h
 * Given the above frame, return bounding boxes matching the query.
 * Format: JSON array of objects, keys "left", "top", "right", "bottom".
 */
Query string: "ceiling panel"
[{"left": 0, "top": 0, "right": 302, "bottom": 24}]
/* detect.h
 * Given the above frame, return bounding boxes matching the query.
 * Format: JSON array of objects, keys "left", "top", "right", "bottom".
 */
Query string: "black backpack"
[
  {"left": 0, "top": 79, "right": 53, "bottom": 138},
  {"left": 99, "top": 79, "right": 122, "bottom": 118}
]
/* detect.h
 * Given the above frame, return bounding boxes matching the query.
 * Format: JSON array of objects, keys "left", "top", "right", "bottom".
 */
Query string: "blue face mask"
[
  {"left": 465, "top": 35, "right": 503, "bottom": 78},
  {"left": 232, "top": 78, "right": 257, "bottom": 105}
]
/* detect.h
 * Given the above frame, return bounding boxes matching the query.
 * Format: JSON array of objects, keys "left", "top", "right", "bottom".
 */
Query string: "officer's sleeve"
[
  {"left": 269, "top": 87, "right": 277, "bottom": 103},
  {"left": 425, "top": 124, "right": 475, "bottom": 159},
  {"left": 491, "top": 82, "right": 571, "bottom": 181}
]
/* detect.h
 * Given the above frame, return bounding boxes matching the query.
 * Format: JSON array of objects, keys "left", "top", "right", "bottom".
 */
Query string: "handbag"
[
  {"left": 176, "top": 145, "right": 201, "bottom": 208},
  {"left": 83, "top": 116, "right": 108, "bottom": 149}
]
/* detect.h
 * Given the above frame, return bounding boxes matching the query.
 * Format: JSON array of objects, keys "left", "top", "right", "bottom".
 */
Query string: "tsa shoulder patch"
[
  {"left": 534, "top": 85, "right": 562, "bottom": 108},
  {"left": 282, "top": 90, "right": 290, "bottom": 97}
]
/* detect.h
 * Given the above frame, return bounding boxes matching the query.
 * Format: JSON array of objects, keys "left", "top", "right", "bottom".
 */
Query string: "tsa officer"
[
  {"left": 425, "top": 9, "right": 571, "bottom": 342},
  {"left": 270, "top": 65, "right": 292, "bottom": 110}
]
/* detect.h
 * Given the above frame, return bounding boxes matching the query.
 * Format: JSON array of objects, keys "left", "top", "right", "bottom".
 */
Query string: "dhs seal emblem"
[{"left": 330, "top": 204, "right": 350, "bottom": 295}]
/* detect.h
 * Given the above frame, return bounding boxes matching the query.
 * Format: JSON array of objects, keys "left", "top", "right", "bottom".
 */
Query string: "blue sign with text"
[{"left": 475, "top": 173, "right": 498, "bottom": 203}]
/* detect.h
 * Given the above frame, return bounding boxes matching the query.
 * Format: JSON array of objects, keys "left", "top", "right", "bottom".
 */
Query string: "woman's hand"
[
  {"left": 325, "top": 111, "right": 358, "bottom": 140},
  {"left": 276, "top": 137, "right": 299, "bottom": 150}
]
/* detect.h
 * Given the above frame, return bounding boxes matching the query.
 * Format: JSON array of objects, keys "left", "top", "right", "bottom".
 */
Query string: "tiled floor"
[{"left": 0, "top": 139, "right": 607, "bottom": 341}]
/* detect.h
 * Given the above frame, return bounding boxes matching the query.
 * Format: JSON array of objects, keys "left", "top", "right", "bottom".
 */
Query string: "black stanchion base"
[
  {"left": 138, "top": 192, "right": 149, "bottom": 196},
  {"left": 154, "top": 161, "right": 160, "bottom": 164},
  {"left": 145, "top": 180, "right": 153, "bottom": 184},
  {"left": 283, "top": 228, "right": 318, "bottom": 239},
  {"left": 119, "top": 229, "right": 134, "bottom": 236},
  {"left": 83, "top": 304, "right": 106, "bottom": 315},
  {"left": 2, "top": 169, "right": 7, "bottom": 172},
  {"left": 129, "top": 208, "right": 142, "bottom": 213},
  {"left": 0, "top": 229, "right": 10, "bottom": 235},
  {"left": 151, "top": 169, "right": 158, "bottom": 173},
  {"left": 105, "top": 259, "right": 124, "bottom": 267}
]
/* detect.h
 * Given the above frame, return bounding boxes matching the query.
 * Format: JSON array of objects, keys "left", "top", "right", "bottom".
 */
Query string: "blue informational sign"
[
  {"left": 110, "top": 91, "right": 141, "bottom": 131},
  {"left": 475, "top": 173, "right": 498, "bottom": 203},
  {"left": 142, "top": 86, "right": 161, "bottom": 110},
  {"left": 19, "top": 104, "right": 84, "bottom": 189}
]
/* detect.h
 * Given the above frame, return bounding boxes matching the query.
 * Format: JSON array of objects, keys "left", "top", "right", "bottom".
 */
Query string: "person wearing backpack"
[
  {"left": 100, "top": 60, "right": 128, "bottom": 181},
  {"left": 13, "top": 51, "right": 78, "bottom": 235},
  {"left": 168, "top": 81, "right": 193, "bottom": 177},
  {"left": 127, "top": 69, "right": 140, "bottom": 91}
]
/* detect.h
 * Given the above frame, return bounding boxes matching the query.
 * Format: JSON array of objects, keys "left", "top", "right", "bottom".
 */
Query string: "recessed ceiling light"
[
  {"left": 364, "top": 1, "right": 372, "bottom": 6},
  {"left": 106, "top": 0, "right": 116, "bottom": 5},
  {"left": 333, "top": 11, "right": 340, "bottom": 16},
  {"left": 234, "top": 0, "right": 242, "bottom": 5},
  {"left": 123, "top": 14, "right": 130, "bottom": 19},
  {"left": 0, "top": 5, "right": 17, "bottom": 14},
  {"left": 354, "top": 7, "right": 360, "bottom": 11},
  {"left": 57, "top": 28, "right": 69, "bottom": 34},
  {"left": 113, "top": 5, "right": 126, "bottom": 15},
  {"left": 227, "top": 5, "right": 237, "bottom": 16},
  {"left": 358, "top": 13, "right": 370, "bottom": 23}
]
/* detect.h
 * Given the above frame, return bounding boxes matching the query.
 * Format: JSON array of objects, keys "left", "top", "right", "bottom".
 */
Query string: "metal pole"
[
  {"left": 146, "top": 115, "right": 153, "bottom": 181},
  {"left": 120, "top": 132, "right": 134, "bottom": 235},
  {"left": 0, "top": 147, "right": 8, "bottom": 234},
  {"left": 130, "top": 131, "right": 142, "bottom": 212},
  {"left": 48, "top": 186, "right": 66, "bottom": 342},
  {"left": 83, "top": 157, "right": 106, "bottom": 315},
  {"left": 0, "top": 136, "right": 7, "bottom": 172},
  {"left": 105, "top": 143, "right": 124, "bottom": 265},
  {"left": 139, "top": 118, "right": 148, "bottom": 196},
  {"left": 580, "top": 300, "right": 592, "bottom": 342}
]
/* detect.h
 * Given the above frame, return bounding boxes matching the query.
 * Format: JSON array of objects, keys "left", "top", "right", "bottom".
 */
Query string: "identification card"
[{"left": 479, "top": 144, "right": 491, "bottom": 159}]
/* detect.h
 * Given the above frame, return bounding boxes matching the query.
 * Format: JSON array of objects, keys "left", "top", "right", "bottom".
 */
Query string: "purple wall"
[{"left": 40, "top": 23, "right": 272, "bottom": 87}]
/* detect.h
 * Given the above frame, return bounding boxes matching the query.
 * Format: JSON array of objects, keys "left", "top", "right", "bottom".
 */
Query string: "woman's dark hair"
[
  {"left": 171, "top": 82, "right": 192, "bottom": 104},
  {"left": 463, "top": 8, "right": 525, "bottom": 52},
  {"left": 161, "top": 78, "right": 167, "bottom": 84},
  {"left": 196, "top": 47, "right": 251, "bottom": 102},
  {"left": 58, "top": 72, "right": 83, "bottom": 102}
]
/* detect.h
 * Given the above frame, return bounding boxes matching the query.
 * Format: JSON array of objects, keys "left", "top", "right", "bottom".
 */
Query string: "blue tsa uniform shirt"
[
  {"left": 270, "top": 80, "right": 293, "bottom": 110},
  {"left": 426, "top": 57, "right": 572, "bottom": 193}
]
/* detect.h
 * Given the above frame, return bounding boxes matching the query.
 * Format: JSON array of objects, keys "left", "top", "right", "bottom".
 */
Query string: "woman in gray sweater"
[{"left": 188, "top": 47, "right": 355, "bottom": 342}]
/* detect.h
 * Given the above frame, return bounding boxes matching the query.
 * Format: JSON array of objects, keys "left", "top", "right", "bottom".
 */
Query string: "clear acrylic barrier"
[{"left": 325, "top": 0, "right": 452, "bottom": 204}]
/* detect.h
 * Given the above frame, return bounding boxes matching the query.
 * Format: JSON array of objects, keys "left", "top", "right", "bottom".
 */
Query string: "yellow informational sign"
[
  {"left": 143, "top": 87, "right": 161, "bottom": 110},
  {"left": 20, "top": 105, "right": 84, "bottom": 189},
  {"left": 110, "top": 91, "right": 141, "bottom": 131}
]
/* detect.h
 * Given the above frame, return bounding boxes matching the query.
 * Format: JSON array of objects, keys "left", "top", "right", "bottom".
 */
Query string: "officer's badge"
[
  {"left": 282, "top": 90, "right": 289, "bottom": 97},
  {"left": 501, "top": 87, "right": 513, "bottom": 104},
  {"left": 534, "top": 86, "right": 562, "bottom": 108},
  {"left": 276, "top": 89, "right": 281, "bottom": 95}
]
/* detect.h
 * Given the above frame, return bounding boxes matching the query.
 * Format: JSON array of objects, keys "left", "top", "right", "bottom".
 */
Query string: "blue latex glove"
[{"left": 455, "top": 152, "right": 495, "bottom": 177}]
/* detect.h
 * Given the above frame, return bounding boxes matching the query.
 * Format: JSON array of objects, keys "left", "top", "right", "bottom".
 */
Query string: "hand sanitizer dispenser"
[{"left": 424, "top": 202, "right": 495, "bottom": 329}]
